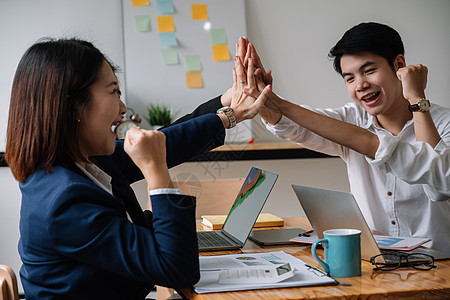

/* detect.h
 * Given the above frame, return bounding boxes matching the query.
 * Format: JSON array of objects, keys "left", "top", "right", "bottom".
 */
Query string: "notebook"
[
  {"left": 197, "top": 167, "right": 278, "bottom": 251},
  {"left": 291, "top": 184, "right": 387, "bottom": 261}
]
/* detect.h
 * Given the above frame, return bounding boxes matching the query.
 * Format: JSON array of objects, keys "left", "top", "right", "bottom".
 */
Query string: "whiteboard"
[{"left": 122, "top": 0, "right": 251, "bottom": 142}]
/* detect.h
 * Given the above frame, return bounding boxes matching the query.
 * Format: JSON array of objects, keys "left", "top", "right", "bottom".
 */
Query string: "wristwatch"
[
  {"left": 217, "top": 106, "right": 237, "bottom": 129},
  {"left": 408, "top": 98, "right": 430, "bottom": 112}
]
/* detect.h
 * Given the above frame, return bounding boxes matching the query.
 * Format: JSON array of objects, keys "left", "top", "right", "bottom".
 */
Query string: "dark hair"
[
  {"left": 329, "top": 22, "right": 405, "bottom": 75},
  {"left": 5, "top": 38, "right": 115, "bottom": 182}
]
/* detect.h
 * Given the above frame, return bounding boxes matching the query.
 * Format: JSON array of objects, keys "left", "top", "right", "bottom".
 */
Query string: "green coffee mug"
[{"left": 311, "top": 229, "right": 361, "bottom": 277}]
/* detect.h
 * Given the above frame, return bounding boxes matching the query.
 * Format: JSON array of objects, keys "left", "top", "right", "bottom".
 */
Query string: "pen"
[
  {"left": 298, "top": 230, "right": 314, "bottom": 237},
  {"left": 304, "top": 264, "right": 351, "bottom": 286}
]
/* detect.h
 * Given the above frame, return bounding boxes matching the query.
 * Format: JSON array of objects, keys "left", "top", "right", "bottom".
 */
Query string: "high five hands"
[
  {"left": 235, "top": 37, "right": 282, "bottom": 124},
  {"left": 230, "top": 54, "right": 272, "bottom": 124}
]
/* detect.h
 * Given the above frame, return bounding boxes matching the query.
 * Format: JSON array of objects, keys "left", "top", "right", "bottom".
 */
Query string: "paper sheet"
[
  {"left": 191, "top": 4, "right": 208, "bottom": 20},
  {"left": 157, "top": 0, "right": 174, "bottom": 14},
  {"left": 194, "top": 251, "right": 336, "bottom": 293},
  {"left": 131, "top": 0, "right": 149, "bottom": 7},
  {"left": 161, "top": 48, "right": 179, "bottom": 65},
  {"left": 210, "top": 28, "right": 227, "bottom": 45},
  {"left": 159, "top": 32, "right": 177, "bottom": 47},
  {"left": 186, "top": 71, "right": 203, "bottom": 88},
  {"left": 212, "top": 44, "right": 230, "bottom": 61},
  {"left": 157, "top": 15, "right": 175, "bottom": 32},
  {"left": 134, "top": 15, "right": 152, "bottom": 32}
]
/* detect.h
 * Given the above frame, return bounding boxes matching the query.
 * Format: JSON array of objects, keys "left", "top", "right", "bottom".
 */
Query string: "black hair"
[
  {"left": 6, "top": 38, "right": 117, "bottom": 182},
  {"left": 329, "top": 22, "right": 405, "bottom": 75}
]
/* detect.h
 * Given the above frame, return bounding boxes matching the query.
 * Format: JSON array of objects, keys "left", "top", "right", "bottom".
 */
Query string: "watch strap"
[
  {"left": 217, "top": 106, "right": 237, "bottom": 129},
  {"left": 408, "top": 98, "right": 430, "bottom": 112},
  {"left": 408, "top": 104, "right": 420, "bottom": 112}
]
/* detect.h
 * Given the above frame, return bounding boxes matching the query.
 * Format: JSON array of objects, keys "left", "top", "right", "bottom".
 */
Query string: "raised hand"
[
  {"left": 396, "top": 64, "right": 428, "bottom": 103},
  {"left": 229, "top": 56, "right": 272, "bottom": 123},
  {"left": 236, "top": 37, "right": 273, "bottom": 86}
]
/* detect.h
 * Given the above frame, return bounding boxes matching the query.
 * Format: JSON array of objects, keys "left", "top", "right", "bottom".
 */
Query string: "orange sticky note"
[
  {"left": 157, "top": 15, "right": 175, "bottom": 32},
  {"left": 131, "top": 0, "right": 149, "bottom": 7},
  {"left": 192, "top": 4, "right": 208, "bottom": 20},
  {"left": 212, "top": 45, "right": 230, "bottom": 61},
  {"left": 186, "top": 71, "right": 203, "bottom": 88}
]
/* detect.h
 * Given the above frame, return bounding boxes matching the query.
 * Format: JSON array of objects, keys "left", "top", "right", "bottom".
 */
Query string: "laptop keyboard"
[{"left": 198, "top": 231, "right": 237, "bottom": 248}]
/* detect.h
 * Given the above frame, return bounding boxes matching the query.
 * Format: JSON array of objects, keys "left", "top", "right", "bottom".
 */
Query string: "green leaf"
[{"left": 145, "top": 103, "right": 173, "bottom": 126}]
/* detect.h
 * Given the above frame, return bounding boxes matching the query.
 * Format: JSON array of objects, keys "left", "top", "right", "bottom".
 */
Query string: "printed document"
[{"left": 194, "top": 251, "right": 336, "bottom": 293}]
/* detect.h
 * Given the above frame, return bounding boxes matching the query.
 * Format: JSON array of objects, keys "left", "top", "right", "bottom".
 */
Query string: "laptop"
[
  {"left": 197, "top": 167, "right": 278, "bottom": 251},
  {"left": 291, "top": 184, "right": 388, "bottom": 261},
  {"left": 292, "top": 184, "right": 450, "bottom": 261}
]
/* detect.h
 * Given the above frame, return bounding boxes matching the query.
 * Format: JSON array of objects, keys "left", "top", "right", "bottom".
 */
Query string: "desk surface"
[{"left": 182, "top": 217, "right": 450, "bottom": 299}]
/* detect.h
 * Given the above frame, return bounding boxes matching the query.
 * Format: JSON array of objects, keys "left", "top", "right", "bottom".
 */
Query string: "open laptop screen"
[{"left": 221, "top": 167, "right": 278, "bottom": 244}]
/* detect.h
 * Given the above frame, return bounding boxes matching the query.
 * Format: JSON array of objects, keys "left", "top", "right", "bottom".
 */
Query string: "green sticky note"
[
  {"left": 134, "top": 15, "right": 152, "bottom": 32},
  {"left": 210, "top": 28, "right": 227, "bottom": 45},
  {"left": 161, "top": 48, "right": 179, "bottom": 65},
  {"left": 185, "top": 55, "right": 202, "bottom": 71}
]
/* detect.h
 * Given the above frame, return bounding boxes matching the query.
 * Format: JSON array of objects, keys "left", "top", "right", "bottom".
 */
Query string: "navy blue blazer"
[{"left": 18, "top": 113, "right": 224, "bottom": 299}]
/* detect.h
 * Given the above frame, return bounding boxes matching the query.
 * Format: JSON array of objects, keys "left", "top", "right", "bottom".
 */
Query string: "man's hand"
[
  {"left": 396, "top": 64, "right": 428, "bottom": 103},
  {"left": 229, "top": 56, "right": 272, "bottom": 123}
]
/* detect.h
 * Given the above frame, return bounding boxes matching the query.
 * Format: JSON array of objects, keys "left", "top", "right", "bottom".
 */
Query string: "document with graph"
[{"left": 194, "top": 251, "right": 336, "bottom": 293}]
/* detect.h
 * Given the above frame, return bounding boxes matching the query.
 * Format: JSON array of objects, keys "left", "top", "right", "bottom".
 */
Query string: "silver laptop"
[
  {"left": 292, "top": 184, "right": 450, "bottom": 261},
  {"left": 197, "top": 167, "right": 278, "bottom": 251},
  {"left": 291, "top": 184, "right": 381, "bottom": 261}
]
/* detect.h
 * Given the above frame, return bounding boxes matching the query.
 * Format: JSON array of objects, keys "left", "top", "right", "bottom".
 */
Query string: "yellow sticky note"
[
  {"left": 192, "top": 4, "right": 208, "bottom": 20},
  {"left": 131, "top": 0, "right": 149, "bottom": 7},
  {"left": 157, "top": 15, "right": 175, "bottom": 32},
  {"left": 212, "top": 45, "right": 230, "bottom": 61},
  {"left": 186, "top": 71, "right": 203, "bottom": 88}
]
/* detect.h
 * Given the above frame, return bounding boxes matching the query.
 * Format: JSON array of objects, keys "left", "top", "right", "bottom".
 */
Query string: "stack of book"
[{"left": 201, "top": 213, "right": 284, "bottom": 230}]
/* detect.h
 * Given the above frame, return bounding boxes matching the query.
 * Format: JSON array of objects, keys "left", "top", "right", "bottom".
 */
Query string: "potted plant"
[{"left": 145, "top": 103, "right": 174, "bottom": 129}]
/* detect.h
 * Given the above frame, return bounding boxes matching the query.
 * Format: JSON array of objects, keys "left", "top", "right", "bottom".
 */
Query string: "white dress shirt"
[
  {"left": 76, "top": 163, "right": 183, "bottom": 221},
  {"left": 264, "top": 102, "right": 450, "bottom": 252}
]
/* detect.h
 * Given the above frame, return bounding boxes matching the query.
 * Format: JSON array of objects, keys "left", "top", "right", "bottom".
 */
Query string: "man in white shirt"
[{"left": 243, "top": 23, "right": 450, "bottom": 252}]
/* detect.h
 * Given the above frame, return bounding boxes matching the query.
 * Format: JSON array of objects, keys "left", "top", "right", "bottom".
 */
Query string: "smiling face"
[
  {"left": 77, "top": 60, "right": 126, "bottom": 161},
  {"left": 341, "top": 52, "right": 405, "bottom": 117}
]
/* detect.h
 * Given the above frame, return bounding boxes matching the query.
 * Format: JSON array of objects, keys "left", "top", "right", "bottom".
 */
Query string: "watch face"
[
  {"left": 419, "top": 100, "right": 430, "bottom": 111},
  {"left": 114, "top": 120, "right": 138, "bottom": 140}
]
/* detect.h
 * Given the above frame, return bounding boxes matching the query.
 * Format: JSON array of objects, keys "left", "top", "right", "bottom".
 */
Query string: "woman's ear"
[{"left": 393, "top": 54, "right": 406, "bottom": 71}]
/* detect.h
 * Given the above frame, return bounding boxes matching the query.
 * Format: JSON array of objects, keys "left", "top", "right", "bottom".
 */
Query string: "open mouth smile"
[{"left": 361, "top": 92, "right": 380, "bottom": 106}]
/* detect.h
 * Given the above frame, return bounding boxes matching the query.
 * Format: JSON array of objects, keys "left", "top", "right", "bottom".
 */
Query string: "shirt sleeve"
[
  {"left": 262, "top": 113, "right": 347, "bottom": 158},
  {"left": 366, "top": 132, "right": 450, "bottom": 200},
  {"left": 149, "top": 188, "right": 182, "bottom": 196}
]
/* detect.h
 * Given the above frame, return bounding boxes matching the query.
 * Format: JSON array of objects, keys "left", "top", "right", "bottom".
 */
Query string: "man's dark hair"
[{"left": 329, "top": 22, "right": 405, "bottom": 75}]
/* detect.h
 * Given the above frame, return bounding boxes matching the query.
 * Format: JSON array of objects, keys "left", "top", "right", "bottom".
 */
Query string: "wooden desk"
[{"left": 180, "top": 217, "right": 450, "bottom": 299}]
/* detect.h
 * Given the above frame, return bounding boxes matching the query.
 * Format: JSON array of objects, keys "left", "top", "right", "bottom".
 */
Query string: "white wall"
[
  {"left": 245, "top": 0, "right": 450, "bottom": 112},
  {"left": 0, "top": 168, "right": 21, "bottom": 290}
]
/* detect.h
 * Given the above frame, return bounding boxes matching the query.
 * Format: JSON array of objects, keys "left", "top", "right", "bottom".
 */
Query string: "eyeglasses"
[{"left": 370, "top": 252, "right": 436, "bottom": 271}]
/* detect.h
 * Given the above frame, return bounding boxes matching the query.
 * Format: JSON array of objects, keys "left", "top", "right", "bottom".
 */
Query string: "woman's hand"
[
  {"left": 124, "top": 127, "right": 173, "bottom": 190},
  {"left": 228, "top": 56, "right": 272, "bottom": 124},
  {"left": 236, "top": 37, "right": 273, "bottom": 86},
  {"left": 221, "top": 37, "right": 273, "bottom": 107}
]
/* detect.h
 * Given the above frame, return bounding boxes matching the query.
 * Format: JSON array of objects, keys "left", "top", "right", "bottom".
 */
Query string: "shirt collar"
[{"left": 76, "top": 162, "right": 113, "bottom": 195}]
